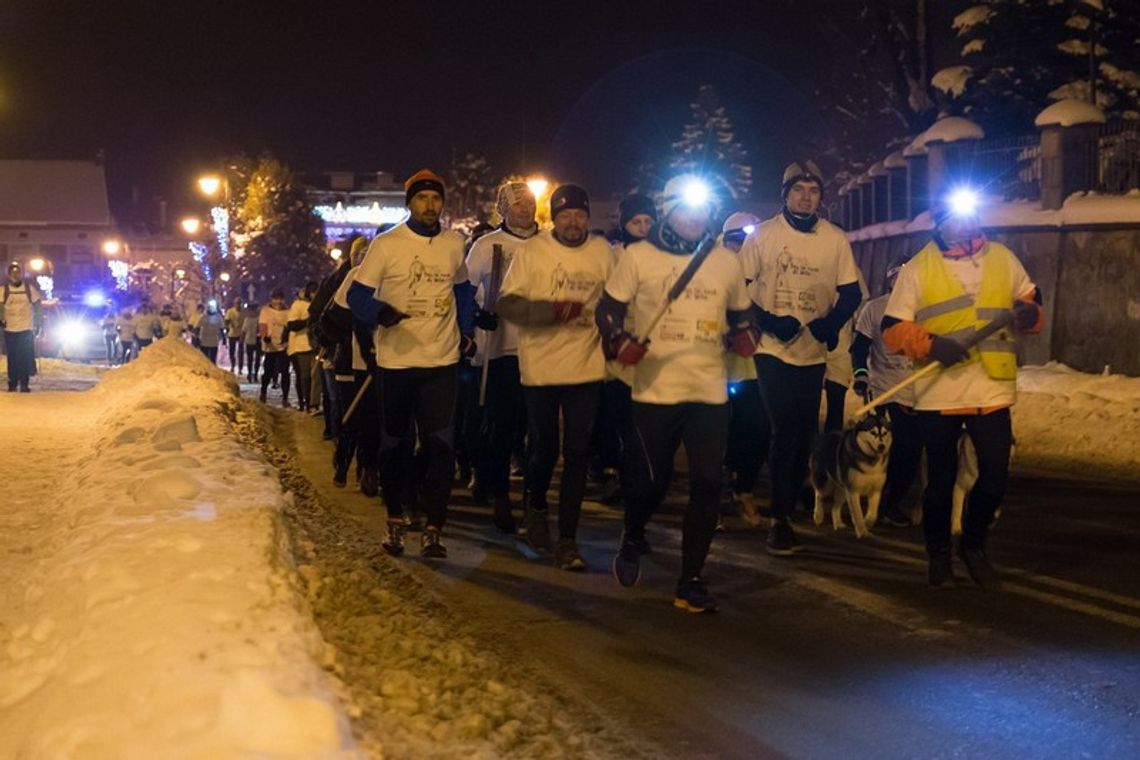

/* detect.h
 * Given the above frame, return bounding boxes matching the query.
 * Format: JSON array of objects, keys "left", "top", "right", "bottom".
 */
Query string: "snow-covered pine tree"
[
  {"left": 447, "top": 152, "right": 496, "bottom": 227},
  {"left": 669, "top": 84, "right": 753, "bottom": 200},
  {"left": 1052, "top": 0, "right": 1140, "bottom": 117}
]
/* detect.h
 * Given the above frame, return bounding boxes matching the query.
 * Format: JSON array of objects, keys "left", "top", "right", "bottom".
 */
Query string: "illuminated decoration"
[
  {"left": 329, "top": 248, "right": 343, "bottom": 261},
  {"left": 314, "top": 202, "right": 408, "bottom": 227},
  {"left": 28, "top": 258, "right": 45, "bottom": 273},
  {"left": 219, "top": 272, "right": 231, "bottom": 282},
  {"left": 108, "top": 260, "right": 130, "bottom": 291},
  {"left": 102, "top": 239, "right": 122, "bottom": 256},
  {"left": 948, "top": 187, "right": 980, "bottom": 218},
  {"left": 181, "top": 217, "right": 202, "bottom": 235},
  {"left": 189, "top": 241, "right": 210, "bottom": 280},
  {"left": 211, "top": 206, "right": 230, "bottom": 258},
  {"left": 83, "top": 289, "right": 106, "bottom": 308},
  {"left": 36, "top": 275, "right": 53, "bottom": 300}
]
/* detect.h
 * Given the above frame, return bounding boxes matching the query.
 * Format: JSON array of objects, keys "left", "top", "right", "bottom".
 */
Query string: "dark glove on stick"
[
  {"left": 460, "top": 334, "right": 477, "bottom": 359},
  {"left": 1012, "top": 301, "right": 1039, "bottom": 332},
  {"left": 807, "top": 318, "right": 840, "bottom": 351},
  {"left": 928, "top": 335, "right": 970, "bottom": 367},
  {"left": 474, "top": 308, "right": 499, "bottom": 331},
  {"left": 759, "top": 310, "right": 801, "bottom": 343},
  {"left": 376, "top": 303, "right": 410, "bottom": 328},
  {"left": 852, "top": 370, "right": 869, "bottom": 400}
]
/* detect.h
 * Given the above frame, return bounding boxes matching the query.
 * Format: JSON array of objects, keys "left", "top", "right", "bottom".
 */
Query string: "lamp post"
[{"left": 195, "top": 172, "right": 233, "bottom": 300}]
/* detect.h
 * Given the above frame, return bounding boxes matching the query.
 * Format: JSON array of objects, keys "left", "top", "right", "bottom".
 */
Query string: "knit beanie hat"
[
  {"left": 496, "top": 181, "right": 534, "bottom": 219},
  {"left": 619, "top": 194, "right": 657, "bottom": 228},
  {"left": 780, "top": 160, "right": 824, "bottom": 199},
  {"left": 404, "top": 169, "right": 446, "bottom": 205},
  {"left": 549, "top": 184, "right": 590, "bottom": 220}
]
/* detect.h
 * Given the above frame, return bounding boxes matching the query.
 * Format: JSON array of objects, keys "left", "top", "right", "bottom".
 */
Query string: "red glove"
[
  {"left": 614, "top": 334, "right": 649, "bottom": 366},
  {"left": 552, "top": 301, "right": 583, "bottom": 323},
  {"left": 726, "top": 326, "right": 762, "bottom": 358}
]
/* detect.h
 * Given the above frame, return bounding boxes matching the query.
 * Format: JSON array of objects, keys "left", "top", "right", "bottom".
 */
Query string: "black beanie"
[
  {"left": 619, "top": 194, "right": 657, "bottom": 228},
  {"left": 550, "top": 184, "right": 590, "bottom": 219}
]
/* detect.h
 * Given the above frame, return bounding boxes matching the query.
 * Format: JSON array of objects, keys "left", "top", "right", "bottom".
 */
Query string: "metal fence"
[
  {"left": 970, "top": 134, "right": 1042, "bottom": 201},
  {"left": 1098, "top": 120, "right": 1140, "bottom": 194}
]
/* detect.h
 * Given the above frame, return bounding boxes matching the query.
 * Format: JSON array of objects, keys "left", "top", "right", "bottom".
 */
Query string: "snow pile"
[
  {"left": 932, "top": 65, "right": 974, "bottom": 97},
  {"left": 0, "top": 338, "right": 356, "bottom": 758},
  {"left": 1014, "top": 362, "right": 1140, "bottom": 481},
  {"left": 1034, "top": 98, "right": 1107, "bottom": 128}
]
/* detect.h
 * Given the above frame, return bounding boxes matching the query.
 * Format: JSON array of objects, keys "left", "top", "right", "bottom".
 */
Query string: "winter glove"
[
  {"left": 1012, "top": 300, "right": 1039, "bottom": 332},
  {"left": 807, "top": 317, "right": 840, "bottom": 351},
  {"left": 928, "top": 335, "right": 970, "bottom": 367},
  {"left": 376, "top": 303, "right": 410, "bottom": 328},
  {"left": 460, "top": 334, "right": 477, "bottom": 359},
  {"left": 764, "top": 313, "right": 802, "bottom": 343},
  {"left": 852, "top": 369, "right": 869, "bottom": 400},
  {"left": 474, "top": 308, "right": 499, "bottom": 331},
  {"left": 612, "top": 333, "right": 649, "bottom": 366},
  {"left": 725, "top": 326, "right": 762, "bottom": 358},
  {"left": 552, "top": 301, "right": 583, "bottom": 323}
]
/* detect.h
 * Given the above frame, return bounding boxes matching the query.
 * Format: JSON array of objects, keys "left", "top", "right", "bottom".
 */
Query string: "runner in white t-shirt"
[
  {"left": 881, "top": 196, "right": 1042, "bottom": 589},
  {"left": 464, "top": 182, "right": 539, "bottom": 533},
  {"left": 497, "top": 184, "right": 612, "bottom": 570},
  {"left": 597, "top": 175, "right": 755, "bottom": 614},
  {"left": 346, "top": 169, "right": 473, "bottom": 561},
  {"left": 738, "top": 161, "right": 863, "bottom": 557}
]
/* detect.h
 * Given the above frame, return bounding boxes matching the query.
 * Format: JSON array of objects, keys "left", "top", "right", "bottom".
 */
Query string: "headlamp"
[
  {"left": 947, "top": 187, "right": 980, "bottom": 218},
  {"left": 681, "top": 180, "right": 711, "bottom": 208}
]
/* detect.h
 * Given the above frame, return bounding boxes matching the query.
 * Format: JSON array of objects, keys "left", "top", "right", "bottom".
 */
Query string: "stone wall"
[{"left": 851, "top": 225, "right": 1140, "bottom": 376}]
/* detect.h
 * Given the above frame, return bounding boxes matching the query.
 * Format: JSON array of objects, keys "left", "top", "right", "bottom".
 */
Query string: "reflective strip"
[
  {"left": 976, "top": 307, "right": 1011, "bottom": 321},
  {"left": 915, "top": 294, "right": 975, "bottom": 322},
  {"left": 943, "top": 327, "right": 976, "bottom": 345}
]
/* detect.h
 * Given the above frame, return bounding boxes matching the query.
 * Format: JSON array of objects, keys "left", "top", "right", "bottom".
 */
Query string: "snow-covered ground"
[{"left": 0, "top": 344, "right": 1137, "bottom": 758}]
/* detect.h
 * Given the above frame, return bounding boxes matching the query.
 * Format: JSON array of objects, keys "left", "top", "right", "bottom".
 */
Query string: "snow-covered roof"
[
  {"left": 0, "top": 160, "right": 112, "bottom": 226},
  {"left": 931, "top": 66, "right": 973, "bottom": 97},
  {"left": 953, "top": 6, "right": 994, "bottom": 32},
  {"left": 922, "top": 117, "right": 985, "bottom": 145},
  {"left": 883, "top": 151, "right": 907, "bottom": 169},
  {"left": 1035, "top": 98, "right": 1107, "bottom": 128},
  {"left": 867, "top": 161, "right": 888, "bottom": 178}
]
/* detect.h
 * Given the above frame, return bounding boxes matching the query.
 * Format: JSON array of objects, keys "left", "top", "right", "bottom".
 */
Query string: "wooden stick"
[
  {"left": 479, "top": 244, "right": 505, "bottom": 407},
  {"left": 341, "top": 373, "right": 372, "bottom": 425}
]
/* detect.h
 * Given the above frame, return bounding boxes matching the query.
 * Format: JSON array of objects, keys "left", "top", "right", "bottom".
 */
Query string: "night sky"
[{"left": 0, "top": 1, "right": 951, "bottom": 217}]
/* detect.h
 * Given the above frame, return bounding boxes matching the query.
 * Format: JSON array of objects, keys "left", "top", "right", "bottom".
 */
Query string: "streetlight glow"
[
  {"left": 219, "top": 272, "right": 231, "bottom": 282},
  {"left": 28, "top": 258, "right": 45, "bottom": 272},
  {"left": 181, "top": 217, "right": 202, "bottom": 235},
  {"left": 102, "top": 239, "right": 122, "bottom": 256},
  {"left": 527, "top": 178, "right": 549, "bottom": 198},
  {"left": 330, "top": 248, "right": 343, "bottom": 261},
  {"left": 197, "top": 175, "right": 222, "bottom": 197},
  {"left": 174, "top": 268, "right": 186, "bottom": 279}
]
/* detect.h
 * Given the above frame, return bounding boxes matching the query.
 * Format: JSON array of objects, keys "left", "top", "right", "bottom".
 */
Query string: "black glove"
[
  {"left": 852, "top": 370, "right": 869, "bottom": 399},
  {"left": 376, "top": 303, "right": 409, "bottom": 328},
  {"left": 1012, "top": 301, "right": 1038, "bottom": 332},
  {"left": 460, "top": 334, "right": 477, "bottom": 359},
  {"left": 760, "top": 311, "right": 801, "bottom": 343},
  {"left": 807, "top": 318, "right": 840, "bottom": 351},
  {"left": 474, "top": 308, "right": 499, "bottom": 331},
  {"left": 928, "top": 335, "right": 970, "bottom": 367}
]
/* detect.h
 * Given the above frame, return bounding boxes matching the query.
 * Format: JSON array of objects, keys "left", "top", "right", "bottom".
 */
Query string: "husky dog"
[
  {"left": 950, "top": 432, "right": 1014, "bottom": 535},
  {"left": 810, "top": 413, "right": 893, "bottom": 538}
]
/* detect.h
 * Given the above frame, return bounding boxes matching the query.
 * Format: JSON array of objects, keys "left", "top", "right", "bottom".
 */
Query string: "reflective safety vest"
[{"left": 912, "top": 241, "right": 1017, "bottom": 380}]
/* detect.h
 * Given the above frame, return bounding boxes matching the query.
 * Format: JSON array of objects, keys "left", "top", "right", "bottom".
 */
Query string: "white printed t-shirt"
[
  {"left": 354, "top": 223, "right": 467, "bottom": 370},
  {"left": 605, "top": 241, "right": 750, "bottom": 405},
  {"left": 884, "top": 244, "right": 1035, "bottom": 411},
  {"left": 466, "top": 227, "right": 530, "bottom": 364},
  {"left": 498, "top": 230, "right": 612, "bottom": 387},
  {"left": 739, "top": 214, "right": 860, "bottom": 366},
  {"left": 333, "top": 267, "right": 366, "bottom": 371},
  {"left": 286, "top": 299, "right": 312, "bottom": 355},
  {"left": 855, "top": 294, "right": 916, "bottom": 406}
]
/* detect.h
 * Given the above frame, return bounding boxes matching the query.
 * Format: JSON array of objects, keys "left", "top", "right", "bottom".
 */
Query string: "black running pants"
[
  {"left": 523, "top": 381, "right": 601, "bottom": 539},
  {"left": 916, "top": 408, "right": 1012, "bottom": 555},
  {"left": 377, "top": 364, "right": 458, "bottom": 528},
  {"left": 626, "top": 401, "right": 729, "bottom": 581},
  {"left": 261, "top": 351, "right": 290, "bottom": 400},
  {"left": 477, "top": 355, "right": 526, "bottom": 498},
  {"left": 754, "top": 356, "right": 826, "bottom": 522},
  {"left": 727, "top": 379, "right": 769, "bottom": 494},
  {"left": 881, "top": 402, "right": 923, "bottom": 517}
]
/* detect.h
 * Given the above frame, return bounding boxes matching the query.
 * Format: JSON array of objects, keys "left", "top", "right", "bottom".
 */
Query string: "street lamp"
[
  {"left": 28, "top": 258, "right": 45, "bottom": 273},
  {"left": 197, "top": 175, "right": 223, "bottom": 197},
  {"left": 102, "top": 239, "right": 122, "bottom": 256},
  {"left": 527, "top": 178, "right": 549, "bottom": 198},
  {"left": 330, "top": 247, "right": 343, "bottom": 261},
  {"left": 180, "top": 217, "right": 202, "bottom": 235}
]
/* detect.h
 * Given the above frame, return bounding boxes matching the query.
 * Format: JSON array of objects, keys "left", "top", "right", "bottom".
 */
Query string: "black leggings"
[
  {"left": 261, "top": 352, "right": 290, "bottom": 400},
  {"left": 627, "top": 401, "right": 729, "bottom": 581},
  {"left": 917, "top": 408, "right": 1012, "bottom": 554},
  {"left": 881, "top": 403, "right": 923, "bottom": 517},
  {"left": 726, "top": 379, "right": 769, "bottom": 493},
  {"left": 335, "top": 370, "right": 380, "bottom": 478},
  {"left": 523, "top": 382, "right": 601, "bottom": 539},
  {"left": 291, "top": 351, "right": 314, "bottom": 409},
  {"left": 228, "top": 337, "right": 243, "bottom": 372},
  {"left": 377, "top": 364, "right": 458, "bottom": 528},
  {"left": 477, "top": 356, "right": 527, "bottom": 498},
  {"left": 245, "top": 343, "right": 261, "bottom": 380},
  {"left": 755, "top": 356, "right": 825, "bottom": 521}
]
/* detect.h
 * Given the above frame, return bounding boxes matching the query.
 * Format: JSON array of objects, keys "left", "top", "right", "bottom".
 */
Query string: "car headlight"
[{"left": 57, "top": 320, "right": 88, "bottom": 345}]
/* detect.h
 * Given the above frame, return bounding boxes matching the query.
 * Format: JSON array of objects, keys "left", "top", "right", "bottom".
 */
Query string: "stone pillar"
[
  {"left": 905, "top": 153, "right": 929, "bottom": 219},
  {"left": 887, "top": 167, "right": 908, "bottom": 220},
  {"left": 1039, "top": 123, "right": 1101, "bottom": 210}
]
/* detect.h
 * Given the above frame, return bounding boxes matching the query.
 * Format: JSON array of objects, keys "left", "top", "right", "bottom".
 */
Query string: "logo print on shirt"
[
  {"left": 409, "top": 256, "right": 426, "bottom": 294},
  {"left": 550, "top": 262, "right": 569, "bottom": 296}
]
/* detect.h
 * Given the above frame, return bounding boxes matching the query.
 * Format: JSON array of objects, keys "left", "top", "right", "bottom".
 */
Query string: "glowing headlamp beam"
[
  {"left": 681, "top": 180, "right": 711, "bottom": 208},
  {"left": 947, "top": 187, "right": 980, "bottom": 218}
]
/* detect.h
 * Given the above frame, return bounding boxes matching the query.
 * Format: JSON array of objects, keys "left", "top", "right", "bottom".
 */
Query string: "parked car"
[{"left": 37, "top": 300, "right": 113, "bottom": 363}]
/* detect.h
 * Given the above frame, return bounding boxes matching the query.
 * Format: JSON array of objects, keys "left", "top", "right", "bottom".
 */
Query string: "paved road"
[{"left": 280, "top": 398, "right": 1140, "bottom": 759}]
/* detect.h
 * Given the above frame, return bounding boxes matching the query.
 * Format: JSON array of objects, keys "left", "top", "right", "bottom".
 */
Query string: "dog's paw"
[{"left": 812, "top": 509, "right": 824, "bottom": 526}]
